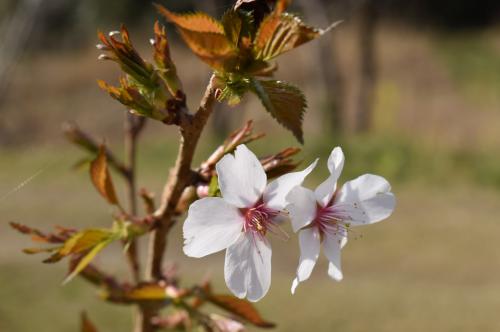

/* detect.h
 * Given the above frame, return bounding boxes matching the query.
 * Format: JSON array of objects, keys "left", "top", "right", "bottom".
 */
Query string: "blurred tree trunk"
[
  {"left": 296, "top": 0, "right": 346, "bottom": 134},
  {"left": 353, "top": 0, "right": 379, "bottom": 133},
  {"left": 0, "top": 0, "right": 45, "bottom": 143}
]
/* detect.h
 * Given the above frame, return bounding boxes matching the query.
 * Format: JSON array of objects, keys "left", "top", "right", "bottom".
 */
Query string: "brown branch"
[
  {"left": 136, "top": 75, "right": 216, "bottom": 332},
  {"left": 147, "top": 75, "right": 217, "bottom": 280}
]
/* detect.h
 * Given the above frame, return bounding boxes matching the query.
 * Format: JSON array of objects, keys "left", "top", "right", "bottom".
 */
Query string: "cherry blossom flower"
[
  {"left": 183, "top": 144, "right": 318, "bottom": 302},
  {"left": 286, "top": 147, "right": 396, "bottom": 294}
]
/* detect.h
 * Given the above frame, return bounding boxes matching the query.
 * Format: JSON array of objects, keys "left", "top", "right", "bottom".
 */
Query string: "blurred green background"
[{"left": 1, "top": 0, "right": 500, "bottom": 331}]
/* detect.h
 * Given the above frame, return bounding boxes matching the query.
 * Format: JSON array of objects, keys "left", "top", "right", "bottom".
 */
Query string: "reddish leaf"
[
  {"left": 90, "top": 146, "right": 119, "bottom": 206},
  {"left": 155, "top": 4, "right": 238, "bottom": 71},
  {"left": 155, "top": 5, "right": 224, "bottom": 34},
  {"left": 9, "top": 222, "right": 67, "bottom": 244},
  {"left": 81, "top": 312, "right": 98, "bottom": 332},
  {"left": 275, "top": 0, "right": 291, "bottom": 14},
  {"left": 208, "top": 294, "right": 275, "bottom": 328},
  {"left": 254, "top": 13, "right": 322, "bottom": 61}
]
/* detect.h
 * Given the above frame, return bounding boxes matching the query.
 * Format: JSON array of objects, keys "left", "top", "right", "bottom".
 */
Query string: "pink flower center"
[
  {"left": 313, "top": 203, "right": 355, "bottom": 239},
  {"left": 241, "top": 202, "right": 280, "bottom": 238}
]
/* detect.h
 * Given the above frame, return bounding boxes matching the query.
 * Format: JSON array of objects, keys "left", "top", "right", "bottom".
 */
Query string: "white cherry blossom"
[
  {"left": 286, "top": 147, "right": 395, "bottom": 294},
  {"left": 183, "top": 144, "right": 318, "bottom": 302}
]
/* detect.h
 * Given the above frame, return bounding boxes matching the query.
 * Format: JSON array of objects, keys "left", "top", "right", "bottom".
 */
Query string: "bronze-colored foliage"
[
  {"left": 207, "top": 294, "right": 275, "bottom": 328},
  {"left": 81, "top": 312, "right": 99, "bottom": 332},
  {"left": 155, "top": 5, "right": 238, "bottom": 72},
  {"left": 156, "top": 0, "right": 336, "bottom": 143},
  {"left": 153, "top": 21, "right": 183, "bottom": 96},
  {"left": 253, "top": 13, "right": 321, "bottom": 61},
  {"left": 90, "top": 146, "right": 120, "bottom": 206},
  {"left": 97, "top": 23, "right": 184, "bottom": 123},
  {"left": 10, "top": 221, "right": 121, "bottom": 283}
]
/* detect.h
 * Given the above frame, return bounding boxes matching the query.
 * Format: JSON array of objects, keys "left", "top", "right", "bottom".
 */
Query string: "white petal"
[
  {"left": 291, "top": 228, "right": 320, "bottom": 294},
  {"left": 336, "top": 174, "right": 396, "bottom": 226},
  {"left": 286, "top": 186, "right": 317, "bottom": 232},
  {"left": 291, "top": 277, "right": 300, "bottom": 294},
  {"left": 216, "top": 144, "right": 267, "bottom": 208},
  {"left": 263, "top": 159, "right": 318, "bottom": 211},
  {"left": 224, "top": 233, "right": 272, "bottom": 302},
  {"left": 183, "top": 198, "right": 243, "bottom": 258},
  {"left": 315, "top": 147, "right": 345, "bottom": 207},
  {"left": 323, "top": 233, "right": 346, "bottom": 281}
]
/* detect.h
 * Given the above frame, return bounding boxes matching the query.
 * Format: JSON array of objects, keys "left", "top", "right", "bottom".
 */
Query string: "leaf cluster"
[
  {"left": 97, "top": 24, "right": 185, "bottom": 124},
  {"left": 156, "top": 0, "right": 338, "bottom": 142}
]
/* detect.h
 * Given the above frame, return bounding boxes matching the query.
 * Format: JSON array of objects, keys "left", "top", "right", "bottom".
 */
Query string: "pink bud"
[
  {"left": 210, "top": 314, "right": 245, "bottom": 332},
  {"left": 196, "top": 184, "right": 209, "bottom": 198}
]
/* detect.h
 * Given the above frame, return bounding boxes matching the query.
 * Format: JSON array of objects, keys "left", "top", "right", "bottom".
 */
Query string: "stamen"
[
  {"left": 241, "top": 202, "right": 284, "bottom": 240},
  {"left": 314, "top": 201, "right": 366, "bottom": 239}
]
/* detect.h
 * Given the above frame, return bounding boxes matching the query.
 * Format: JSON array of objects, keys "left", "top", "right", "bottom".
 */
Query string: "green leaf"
[
  {"left": 63, "top": 237, "right": 113, "bottom": 284},
  {"left": 123, "top": 283, "right": 168, "bottom": 301},
  {"left": 44, "top": 228, "right": 113, "bottom": 264},
  {"left": 250, "top": 79, "right": 306, "bottom": 143},
  {"left": 221, "top": 10, "right": 243, "bottom": 47},
  {"left": 214, "top": 74, "right": 251, "bottom": 106},
  {"left": 208, "top": 175, "right": 221, "bottom": 197}
]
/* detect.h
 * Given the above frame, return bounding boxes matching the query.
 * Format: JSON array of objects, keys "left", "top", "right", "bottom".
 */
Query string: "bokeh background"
[{"left": 1, "top": 0, "right": 500, "bottom": 331}]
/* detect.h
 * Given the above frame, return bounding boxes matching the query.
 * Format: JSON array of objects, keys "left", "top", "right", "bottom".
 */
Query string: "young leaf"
[
  {"left": 64, "top": 237, "right": 113, "bottom": 284},
  {"left": 123, "top": 283, "right": 168, "bottom": 301},
  {"left": 90, "top": 146, "right": 120, "bottom": 206},
  {"left": 208, "top": 175, "right": 221, "bottom": 197},
  {"left": 155, "top": 5, "right": 225, "bottom": 34},
  {"left": 59, "top": 229, "right": 114, "bottom": 257},
  {"left": 221, "top": 10, "right": 243, "bottom": 47},
  {"left": 155, "top": 4, "right": 238, "bottom": 71},
  {"left": 275, "top": 0, "right": 291, "bottom": 14},
  {"left": 207, "top": 294, "right": 275, "bottom": 328},
  {"left": 23, "top": 247, "right": 59, "bottom": 255},
  {"left": 81, "top": 312, "right": 99, "bottom": 332},
  {"left": 250, "top": 79, "right": 306, "bottom": 143},
  {"left": 9, "top": 222, "right": 68, "bottom": 243},
  {"left": 253, "top": 13, "right": 322, "bottom": 61},
  {"left": 153, "top": 21, "right": 183, "bottom": 96}
]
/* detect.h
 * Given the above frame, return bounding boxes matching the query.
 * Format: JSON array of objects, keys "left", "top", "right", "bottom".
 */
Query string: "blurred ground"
[{"left": 1, "top": 11, "right": 500, "bottom": 332}]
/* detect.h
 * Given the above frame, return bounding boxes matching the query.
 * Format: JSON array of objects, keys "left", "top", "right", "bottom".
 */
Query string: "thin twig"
[
  {"left": 124, "top": 113, "right": 145, "bottom": 283},
  {"left": 62, "top": 122, "right": 130, "bottom": 177}
]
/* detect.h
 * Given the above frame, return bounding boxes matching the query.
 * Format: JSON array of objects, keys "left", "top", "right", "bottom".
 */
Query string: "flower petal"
[
  {"left": 336, "top": 174, "right": 396, "bottom": 226},
  {"left": 286, "top": 186, "right": 317, "bottom": 232},
  {"left": 224, "top": 233, "right": 272, "bottom": 302},
  {"left": 291, "top": 227, "right": 321, "bottom": 294},
  {"left": 323, "top": 232, "right": 346, "bottom": 281},
  {"left": 216, "top": 144, "right": 267, "bottom": 208},
  {"left": 183, "top": 198, "right": 243, "bottom": 258},
  {"left": 263, "top": 159, "right": 318, "bottom": 211},
  {"left": 315, "top": 147, "right": 345, "bottom": 207}
]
